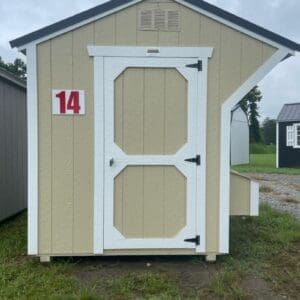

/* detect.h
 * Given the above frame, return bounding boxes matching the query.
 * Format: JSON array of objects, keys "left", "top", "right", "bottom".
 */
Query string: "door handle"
[{"left": 109, "top": 158, "right": 114, "bottom": 166}]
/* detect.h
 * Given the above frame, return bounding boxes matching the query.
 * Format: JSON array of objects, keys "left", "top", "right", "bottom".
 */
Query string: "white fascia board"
[
  {"left": 87, "top": 46, "right": 213, "bottom": 58},
  {"left": 26, "top": 43, "right": 38, "bottom": 255},
  {"left": 219, "top": 47, "right": 291, "bottom": 254}
]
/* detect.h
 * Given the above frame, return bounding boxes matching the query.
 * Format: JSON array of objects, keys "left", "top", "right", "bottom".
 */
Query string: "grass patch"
[
  {"left": 250, "top": 143, "right": 276, "bottom": 154},
  {"left": 96, "top": 272, "right": 179, "bottom": 299},
  {"left": 233, "top": 154, "right": 300, "bottom": 174},
  {"left": 222, "top": 205, "right": 299, "bottom": 298},
  {"left": 259, "top": 185, "right": 273, "bottom": 193},
  {"left": 0, "top": 214, "right": 79, "bottom": 299},
  {"left": 206, "top": 269, "right": 248, "bottom": 299},
  {"left": 1, "top": 206, "right": 299, "bottom": 299}
]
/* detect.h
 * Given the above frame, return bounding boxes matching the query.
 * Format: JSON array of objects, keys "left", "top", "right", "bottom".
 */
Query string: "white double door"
[{"left": 103, "top": 57, "right": 200, "bottom": 250}]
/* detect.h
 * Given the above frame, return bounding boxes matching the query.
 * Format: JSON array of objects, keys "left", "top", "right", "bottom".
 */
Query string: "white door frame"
[{"left": 88, "top": 46, "right": 213, "bottom": 254}]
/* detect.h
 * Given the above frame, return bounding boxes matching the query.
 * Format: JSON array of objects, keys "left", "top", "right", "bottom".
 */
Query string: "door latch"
[{"left": 185, "top": 155, "right": 201, "bottom": 165}]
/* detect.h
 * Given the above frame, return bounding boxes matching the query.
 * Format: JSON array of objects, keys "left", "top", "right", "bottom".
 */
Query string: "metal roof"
[
  {"left": 10, "top": 0, "right": 300, "bottom": 51},
  {"left": 0, "top": 68, "right": 26, "bottom": 90},
  {"left": 277, "top": 103, "right": 300, "bottom": 122}
]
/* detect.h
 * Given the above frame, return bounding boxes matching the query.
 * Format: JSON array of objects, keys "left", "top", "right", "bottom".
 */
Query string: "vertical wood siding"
[
  {"left": 0, "top": 79, "right": 27, "bottom": 222},
  {"left": 37, "top": 0, "right": 276, "bottom": 255},
  {"left": 113, "top": 67, "right": 187, "bottom": 239}
]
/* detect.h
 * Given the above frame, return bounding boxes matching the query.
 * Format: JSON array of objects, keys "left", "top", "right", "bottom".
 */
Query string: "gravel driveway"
[{"left": 245, "top": 173, "right": 300, "bottom": 220}]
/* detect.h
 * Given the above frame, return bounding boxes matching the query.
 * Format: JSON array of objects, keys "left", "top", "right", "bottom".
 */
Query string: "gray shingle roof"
[{"left": 277, "top": 103, "right": 300, "bottom": 122}]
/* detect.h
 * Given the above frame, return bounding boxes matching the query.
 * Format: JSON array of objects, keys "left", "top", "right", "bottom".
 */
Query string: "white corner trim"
[
  {"left": 93, "top": 56, "right": 105, "bottom": 254},
  {"left": 276, "top": 122, "right": 279, "bottom": 168},
  {"left": 219, "top": 47, "right": 292, "bottom": 254},
  {"left": 27, "top": 43, "right": 38, "bottom": 255},
  {"left": 87, "top": 46, "right": 213, "bottom": 58},
  {"left": 250, "top": 181, "right": 259, "bottom": 216}
]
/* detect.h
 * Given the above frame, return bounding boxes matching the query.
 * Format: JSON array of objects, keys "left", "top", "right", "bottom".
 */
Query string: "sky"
[{"left": 0, "top": 0, "right": 299, "bottom": 120}]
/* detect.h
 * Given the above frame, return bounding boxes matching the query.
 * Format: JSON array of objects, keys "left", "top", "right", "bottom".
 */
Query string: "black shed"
[{"left": 276, "top": 103, "right": 300, "bottom": 168}]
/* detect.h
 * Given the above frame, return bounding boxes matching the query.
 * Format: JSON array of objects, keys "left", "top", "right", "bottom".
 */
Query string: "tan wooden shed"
[{"left": 10, "top": 0, "right": 300, "bottom": 262}]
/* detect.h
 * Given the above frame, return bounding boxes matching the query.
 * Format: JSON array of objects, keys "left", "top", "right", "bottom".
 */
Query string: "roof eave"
[{"left": 9, "top": 0, "right": 300, "bottom": 52}]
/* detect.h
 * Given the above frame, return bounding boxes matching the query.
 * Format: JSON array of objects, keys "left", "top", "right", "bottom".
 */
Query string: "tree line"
[
  {"left": 239, "top": 86, "right": 276, "bottom": 145},
  {"left": 0, "top": 56, "right": 27, "bottom": 80}
]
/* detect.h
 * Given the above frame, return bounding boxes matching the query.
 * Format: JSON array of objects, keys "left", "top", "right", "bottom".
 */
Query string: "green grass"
[
  {"left": 233, "top": 153, "right": 300, "bottom": 174},
  {"left": 205, "top": 204, "right": 300, "bottom": 299},
  {"left": 250, "top": 143, "right": 276, "bottom": 154},
  {"left": 95, "top": 272, "right": 179, "bottom": 299},
  {"left": 1, "top": 207, "right": 299, "bottom": 299},
  {"left": 0, "top": 214, "right": 79, "bottom": 299}
]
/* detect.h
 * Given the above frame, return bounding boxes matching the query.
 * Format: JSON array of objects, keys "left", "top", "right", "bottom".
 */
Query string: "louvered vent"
[{"left": 139, "top": 9, "right": 180, "bottom": 31}]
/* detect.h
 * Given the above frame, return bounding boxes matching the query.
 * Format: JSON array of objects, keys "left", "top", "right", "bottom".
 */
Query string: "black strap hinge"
[
  {"left": 184, "top": 235, "right": 200, "bottom": 246},
  {"left": 186, "top": 60, "right": 202, "bottom": 71},
  {"left": 185, "top": 155, "right": 201, "bottom": 165}
]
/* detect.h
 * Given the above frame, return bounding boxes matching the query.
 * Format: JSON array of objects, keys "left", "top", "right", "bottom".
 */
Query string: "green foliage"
[
  {"left": 262, "top": 118, "right": 276, "bottom": 145},
  {"left": 0, "top": 56, "right": 27, "bottom": 79},
  {"left": 233, "top": 154, "right": 300, "bottom": 174},
  {"left": 250, "top": 143, "right": 276, "bottom": 154},
  {"left": 239, "top": 86, "right": 262, "bottom": 143}
]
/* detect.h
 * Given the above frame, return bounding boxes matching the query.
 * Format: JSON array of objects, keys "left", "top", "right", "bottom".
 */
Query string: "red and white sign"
[{"left": 52, "top": 90, "right": 85, "bottom": 115}]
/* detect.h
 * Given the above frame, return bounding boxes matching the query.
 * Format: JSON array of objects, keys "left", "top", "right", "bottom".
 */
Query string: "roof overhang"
[{"left": 10, "top": 0, "right": 300, "bottom": 53}]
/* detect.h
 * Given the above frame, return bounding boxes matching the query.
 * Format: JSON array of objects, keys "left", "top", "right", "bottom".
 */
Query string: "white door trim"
[
  {"left": 91, "top": 46, "right": 212, "bottom": 254},
  {"left": 219, "top": 48, "right": 293, "bottom": 254},
  {"left": 88, "top": 46, "right": 213, "bottom": 59}
]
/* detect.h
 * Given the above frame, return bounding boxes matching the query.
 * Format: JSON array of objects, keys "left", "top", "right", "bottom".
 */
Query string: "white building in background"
[{"left": 231, "top": 105, "right": 250, "bottom": 166}]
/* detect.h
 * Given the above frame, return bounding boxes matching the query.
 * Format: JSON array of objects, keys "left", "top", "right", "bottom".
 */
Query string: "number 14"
[{"left": 52, "top": 90, "right": 85, "bottom": 115}]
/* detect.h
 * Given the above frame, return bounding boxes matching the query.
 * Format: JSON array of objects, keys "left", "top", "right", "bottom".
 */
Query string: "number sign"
[{"left": 52, "top": 90, "right": 85, "bottom": 115}]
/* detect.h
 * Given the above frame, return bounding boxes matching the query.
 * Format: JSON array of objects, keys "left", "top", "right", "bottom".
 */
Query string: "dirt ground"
[
  {"left": 71, "top": 255, "right": 284, "bottom": 299},
  {"left": 69, "top": 173, "right": 300, "bottom": 299}
]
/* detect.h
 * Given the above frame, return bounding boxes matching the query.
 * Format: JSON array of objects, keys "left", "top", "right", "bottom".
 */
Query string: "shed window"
[
  {"left": 295, "top": 124, "right": 300, "bottom": 148},
  {"left": 286, "top": 124, "right": 300, "bottom": 148},
  {"left": 286, "top": 125, "right": 294, "bottom": 146}
]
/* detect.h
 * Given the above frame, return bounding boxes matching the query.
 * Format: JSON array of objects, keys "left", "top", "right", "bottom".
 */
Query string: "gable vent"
[{"left": 139, "top": 9, "right": 180, "bottom": 31}]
